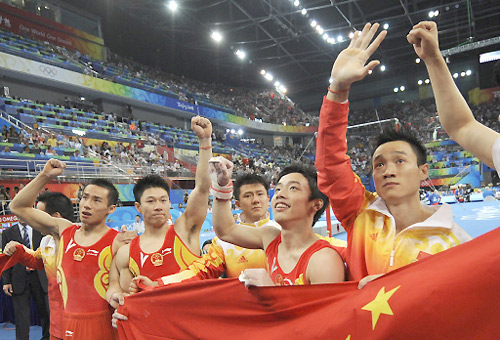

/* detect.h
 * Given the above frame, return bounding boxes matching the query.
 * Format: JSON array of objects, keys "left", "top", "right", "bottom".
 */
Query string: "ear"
[
  {"left": 134, "top": 201, "right": 142, "bottom": 214},
  {"left": 107, "top": 204, "right": 116, "bottom": 215},
  {"left": 419, "top": 163, "right": 429, "bottom": 181},
  {"left": 312, "top": 198, "right": 324, "bottom": 212}
]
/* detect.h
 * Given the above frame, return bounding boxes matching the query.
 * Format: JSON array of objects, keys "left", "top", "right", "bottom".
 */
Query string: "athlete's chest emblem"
[
  {"left": 66, "top": 239, "right": 77, "bottom": 253},
  {"left": 151, "top": 253, "right": 163, "bottom": 266},
  {"left": 73, "top": 248, "right": 85, "bottom": 261}
]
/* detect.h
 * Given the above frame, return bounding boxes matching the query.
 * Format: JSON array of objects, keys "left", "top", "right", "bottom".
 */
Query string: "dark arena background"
[{"left": 0, "top": 0, "right": 499, "bottom": 338}]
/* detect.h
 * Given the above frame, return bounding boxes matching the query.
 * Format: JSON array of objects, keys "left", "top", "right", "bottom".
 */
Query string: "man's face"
[
  {"left": 236, "top": 183, "right": 269, "bottom": 223},
  {"left": 271, "top": 173, "right": 320, "bottom": 227},
  {"left": 79, "top": 185, "right": 114, "bottom": 227},
  {"left": 135, "top": 187, "right": 171, "bottom": 229},
  {"left": 136, "top": 215, "right": 140, "bottom": 222},
  {"left": 372, "top": 141, "right": 428, "bottom": 204}
]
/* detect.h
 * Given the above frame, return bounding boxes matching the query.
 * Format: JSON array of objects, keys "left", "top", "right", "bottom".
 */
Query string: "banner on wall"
[
  {"left": 0, "top": 3, "right": 105, "bottom": 60},
  {"left": 468, "top": 86, "right": 500, "bottom": 105}
]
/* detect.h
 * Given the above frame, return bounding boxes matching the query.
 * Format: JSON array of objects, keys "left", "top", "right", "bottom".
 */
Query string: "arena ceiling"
[{"left": 62, "top": 0, "right": 500, "bottom": 111}]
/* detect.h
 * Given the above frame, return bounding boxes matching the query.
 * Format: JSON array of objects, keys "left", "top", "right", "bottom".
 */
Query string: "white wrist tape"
[{"left": 210, "top": 181, "right": 233, "bottom": 200}]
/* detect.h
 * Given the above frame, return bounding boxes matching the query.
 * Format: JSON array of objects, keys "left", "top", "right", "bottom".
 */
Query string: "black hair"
[
  {"left": 37, "top": 191, "right": 75, "bottom": 222},
  {"left": 202, "top": 239, "right": 212, "bottom": 248},
  {"left": 372, "top": 126, "right": 427, "bottom": 166},
  {"left": 86, "top": 179, "right": 119, "bottom": 206},
  {"left": 233, "top": 173, "right": 269, "bottom": 200},
  {"left": 133, "top": 174, "right": 170, "bottom": 203},
  {"left": 276, "top": 164, "right": 329, "bottom": 227}
]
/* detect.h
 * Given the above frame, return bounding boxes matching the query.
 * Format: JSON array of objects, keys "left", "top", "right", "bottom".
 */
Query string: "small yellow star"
[
  {"left": 345, "top": 336, "right": 351, "bottom": 340},
  {"left": 361, "top": 285, "right": 401, "bottom": 330}
]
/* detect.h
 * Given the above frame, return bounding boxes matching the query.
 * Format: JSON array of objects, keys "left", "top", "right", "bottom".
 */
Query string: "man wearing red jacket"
[{"left": 315, "top": 22, "right": 471, "bottom": 284}]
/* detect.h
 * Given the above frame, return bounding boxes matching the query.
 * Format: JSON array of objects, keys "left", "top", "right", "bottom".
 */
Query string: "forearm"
[
  {"left": 195, "top": 137, "right": 212, "bottom": 193},
  {"left": 426, "top": 56, "right": 499, "bottom": 167},
  {"left": 10, "top": 172, "right": 51, "bottom": 212},
  {"left": 212, "top": 199, "right": 236, "bottom": 242}
]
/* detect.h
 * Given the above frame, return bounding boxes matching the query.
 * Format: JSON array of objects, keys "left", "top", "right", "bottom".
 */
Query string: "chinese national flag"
[{"left": 117, "top": 227, "right": 500, "bottom": 339}]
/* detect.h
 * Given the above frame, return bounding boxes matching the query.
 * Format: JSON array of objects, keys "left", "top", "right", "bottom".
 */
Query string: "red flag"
[
  {"left": 117, "top": 227, "right": 500, "bottom": 339},
  {"left": 0, "top": 245, "right": 27, "bottom": 278}
]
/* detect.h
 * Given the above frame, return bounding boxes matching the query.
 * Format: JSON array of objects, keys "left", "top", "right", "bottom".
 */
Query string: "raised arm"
[
  {"left": 9, "top": 159, "right": 72, "bottom": 237},
  {"left": 175, "top": 116, "right": 213, "bottom": 248},
  {"left": 211, "top": 157, "right": 279, "bottom": 250},
  {"left": 408, "top": 21, "right": 499, "bottom": 169},
  {"left": 315, "top": 23, "right": 387, "bottom": 228}
]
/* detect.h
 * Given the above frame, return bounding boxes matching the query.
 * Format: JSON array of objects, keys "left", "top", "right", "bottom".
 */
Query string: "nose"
[{"left": 383, "top": 163, "right": 396, "bottom": 179}]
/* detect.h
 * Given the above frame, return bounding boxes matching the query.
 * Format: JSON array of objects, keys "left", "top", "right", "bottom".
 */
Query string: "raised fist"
[
  {"left": 42, "top": 158, "right": 66, "bottom": 179},
  {"left": 191, "top": 116, "right": 212, "bottom": 140},
  {"left": 209, "top": 156, "right": 233, "bottom": 187}
]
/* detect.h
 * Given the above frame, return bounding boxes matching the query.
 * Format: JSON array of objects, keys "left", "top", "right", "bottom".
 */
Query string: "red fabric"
[
  {"left": 0, "top": 245, "right": 26, "bottom": 277},
  {"left": 16, "top": 246, "right": 44, "bottom": 270},
  {"left": 128, "top": 225, "right": 188, "bottom": 280},
  {"left": 117, "top": 226, "right": 500, "bottom": 339},
  {"left": 266, "top": 235, "right": 337, "bottom": 285},
  {"left": 62, "top": 310, "right": 117, "bottom": 340}
]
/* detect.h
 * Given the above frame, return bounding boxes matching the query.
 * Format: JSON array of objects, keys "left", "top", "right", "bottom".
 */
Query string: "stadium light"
[
  {"left": 429, "top": 10, "right": 435, "bottom": 18},
  {"left": 310, "top": 20, "right": 317, "bottom": 28},
  {"left": 368, "top": 69, "right": 373, "bottom": 74},
  {"left": 293, "top": 0, "right": 300, "bottom": 7},
  {"left": 400, "top": 86, "right": 405, "bottom": 91},
  {"left": 416, "top": 58, "right": 421, "bottom": 64},
  {"left": 329, "top": 77, "right": 334, "bottom": 83},
  {"left": 210, "top": 31, "right": 223, "bottom": 43},
  {"left": 316, "top": 26, "right": 324, "bottom": 34},
  {"left": 260, "top": 69, "right": 266, "bottom": 75},
  {"left": 301, "top": 8, "right": 307, "bottom": 15},
  {"left": 453, "top": 73, "right": 459, "bottom": 78},
  {"left": 337, "top": 35, "right": 344, "bottom": 43},
  {"left": 327, "top": 38, "right": 335, "bottom": 44},
  {"left": 166, "top": 1, "right": 178, "bottom": 12},
  {"left": 264, "top": 73, "right": 274, "bottom": 81},
  {"left": 460, "top": 71, "right": 466, "bottom": 77},
  {"left": 383, "top": 23, "right": 389, "bottom": 30},
  {"left": 323, "top": 33, "right": 329, "bottom": 40},
  {"left": 280, "top": 86, "right": 287, "bottom": 93},
  {"left": 380, "top": 65, "right": 386, "bottom": 72},
  {"left": 235, "top": 49, "right": 246, "bottom": 60},
  {"left": 466, "top": 69, "right": 472, "bottom": 76},
  {"left": 393, "top": 87, "right": 399, "bottom": 93},
  {"left": 425, "top": 78, "right": 430, "bottom": 84},
  {"left": 238, "top": 129, "right": 243, "bottom": 135},
  {"left": 349, "top": 32, "right": 355, "bottom": 39},
  {"left": 418, "top": 80, "right": 423, "bottom": 85},
  {"left": 230, "top": 129, "right": 235, "bottom": 134},
  {"left": 274, "top": 81, "right": 281, "bottom": 87}
]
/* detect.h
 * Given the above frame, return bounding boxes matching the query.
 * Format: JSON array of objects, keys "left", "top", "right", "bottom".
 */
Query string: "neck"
[
  {"left": 80, "top": 222, "right": 108, "bottom": 234},
  {"left": 240, "top": 211, "right": 268, "bottom": 224},
  {"left": 385, "top": 194, "right": 433, "bottom": 233},
  {"left": 279, "top": 224, "right": 317, "bottom": 251},
  {"left": 142, "top": 224, "right": 169, "bottom": 237}
]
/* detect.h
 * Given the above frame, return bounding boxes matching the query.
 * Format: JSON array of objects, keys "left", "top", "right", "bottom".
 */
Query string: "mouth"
[
  {"left": 81, "top": 211, "right": 92, "bottom": 218},
  {"left": 274, "top": 202, "right": 290, "bottom": 211},
  {"left": 383, "top": 182, "right": 398, "bottom": 188}
]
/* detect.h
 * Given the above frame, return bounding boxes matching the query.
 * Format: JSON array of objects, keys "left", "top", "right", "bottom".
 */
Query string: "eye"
[
  {"left": 375, "top": 162, "right": 384, "bottom": 168},
  {"left": 397, "top": 159, "right": 405, "bottom": 164},
  {"left": 290, "top": 186, "right": 297, "bottom": 190}
]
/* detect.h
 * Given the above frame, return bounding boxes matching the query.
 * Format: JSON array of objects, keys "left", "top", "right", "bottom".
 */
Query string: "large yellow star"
[{"left": 361, "top": 285, "right": 401, "bottom": 330}]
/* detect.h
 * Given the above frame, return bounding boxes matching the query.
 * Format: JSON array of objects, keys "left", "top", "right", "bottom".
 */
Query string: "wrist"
[
  {"left": 198, "top": 137, "right": 212, "bottom": 149},
  {"left": 329, "top": 78, "right": 350, "bottom": 92}
]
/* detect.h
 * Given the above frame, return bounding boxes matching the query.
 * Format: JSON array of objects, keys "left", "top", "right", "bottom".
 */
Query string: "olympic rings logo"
[{"left": 39, "top": 65, "right": 57, "bottom": 77}]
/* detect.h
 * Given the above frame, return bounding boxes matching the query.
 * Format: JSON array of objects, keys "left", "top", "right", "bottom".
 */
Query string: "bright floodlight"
[
  {"left": 461, "top": 71, "right": 466, "bottom": 77},
  {"left": 274, "top": 81, "right": 281, "bottom": 87},
  {"left": 323, "top": 33, "right": 329, "bottom": 40},
  {"left": 383, "top": 23, "right": 389, "bottom": 30},
  {"left": 400, "top": 86, "right": 405, "bottom": 91},
  {"left": 238, "top": 129, "right": 243, "bottom": 135},
  {"left": 310, "top": 20, "right": 317, "bottom": 28},
  {"left": 301, "top": 8, "right": 307, "bottom": 15},
  {"left": 235, "top": 49, "right": 246, "bottom": 60},
  {"left": 380, "top": 65, "right": 386, "bottom": 72},
  {"left": 280, "top": 86, "right": 287, "bottom": 93},
  {"left": 293, "top": 0, "right": 300, "bottom": 7},
  {"left": 416, "top": 58, "right": 421, "bottom": 64},
  {"left": 466, "top": 69, "right": 472, "bottom": 76},
  {"left": 428, "top": 10, "right": 435, "bottom": 18},
  {"left": 393, "top": 87, "right": 399, "bottom": 93},
  {"left": 337, "top": 35, "right": 344, "bottom": 43},
  {"left": 264, "top": 73, "right": 273, "bottom": 81},
  {"left": 329, "top": 77, "right": 334, "bottom": 83},
  {"left": 230, "top": 129, "right": 235, "bottom": 134},
  {"left": 260, "top": 69, "right": 266, "bottom": 75},
  {"left": 425, "top": 78, "right": 430, "bottom": 84},
  {"left": 453, "top": 73, "right": 458, "bottom": 78},
  {"left": 210, "top": 31, "right": 223, "bottom": 43},
  {"left": 418, "top": 80, "right": 423, "bottom": 85},
  {"left": 349, "top": 32, "right": 355, "bottom": 39},
  {"left": 434, "top": 10, "right": 439, "bottom": 16},
  {"left": 316, "top": 26, "right": 324, "bottom": 34},
  {"left": 167, "top": 1, "right": 178, "bottom": 12},
  {"left": 368, "top": 69, "right": 372, "bottom": 74},
  {"left": 327, "top": 38, "right": 335, "bottom": 44}
]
